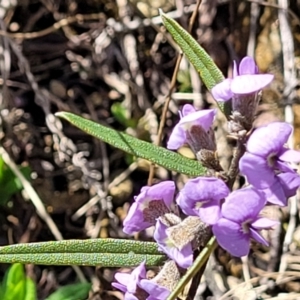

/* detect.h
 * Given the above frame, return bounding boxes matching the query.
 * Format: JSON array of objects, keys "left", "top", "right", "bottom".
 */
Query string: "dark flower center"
[{"left": 143, "top": 199, "right": 169, "bottom": 223}]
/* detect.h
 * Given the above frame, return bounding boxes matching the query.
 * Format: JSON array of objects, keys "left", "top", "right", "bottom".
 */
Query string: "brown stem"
[{"left": 227, "top": 139, "right": 246, "bottom": 189}]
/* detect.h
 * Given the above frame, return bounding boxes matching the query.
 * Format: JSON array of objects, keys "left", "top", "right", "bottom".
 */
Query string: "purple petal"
[
  {"left": 123, "top": 202, "right": 152, "bottom": 235},
  {"left": 112, "top": 282, "right": 128, "bottom": 293},
  {"left": 167, "top": 108, "right": 216, "bottom": 150},
  {"left": 278, "top": 172, "right": 300, "bottom": 198},
  {"left": 251, "top": 217, "right": 278, "bottom": 230},
  {"left": 154, "top": 220, "right": 193, "bottom": 269},
  {"left": 176, "top": 191, "right": 198, "bottom": 217},
  {"left": 136, "top": 181, "right": 175, "bottom": 207},
  {"left": 238, "top": 57, "right": 258, "bottom": 75},
  {"left": 167, "top": 123, "right": 186, "bottom": 149},
  {"left": 246, "top": 122, "right": 292, "bottom": 156},
  {"left": 182, "top": 104, "right": 196, "bottom": 116},
  {"left": 260, "top": 183, "right": 287, "bottom": 206},
  {"left": 231, "top": 74, "right": 274, "bottom": 94},
  {"left": 278, "top": 149, "right": 300, "bottom": 163},
  {"left": 113, "top": 261, "right": 147, "bottom": 294},
  {"left": 198, "top": 199, "right": 222, "bottom": 225},
  {"left": 249, "top": 227, "right": 269, "bottom": 246},
  {"left": 239, "top": 153, "right": 276, "bottom": 189},
  {"left": 211, "top": 79, "right": 233, "bottom": 101},
  {"left": 213, "top": 218, "right": 250, "bottom": 257},
  {"left": 140, "top": 279, "right": 170, "bottom": 300},
  {"left": 221, "top": 187, "right": 266, "bottom": 223},
  {"left": 275, "top": 160, "right": 295, "bottom": 173},
  {"left": 179, "top": 109, "right": 216, "bottom": 131},
  {"left": 130, "top": 261, "right": 147, "bottom": 280},
  {"left": 114, "top": 273, "right": 133, "bottom": 289},
  {"left": 176, "top": 177, "right": 229, "bottom": 218}
]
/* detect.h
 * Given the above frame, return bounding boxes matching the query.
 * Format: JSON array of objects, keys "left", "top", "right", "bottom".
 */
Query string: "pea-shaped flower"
[
  {"left": 167, "top": 104, "right": 216, "bottom": 153},
  {"left": 212, "top": 187, "right": 278, "bottom": 257},
  {"left": 239, "top": 122, "right": 300, "bottom": 206},
  {"left": 176, "top": 177, "right": 230, "bottom": 225},
  {"left": 211, "top": 56, "right": 273, "bottom": 102},
  {"left": 123, "top": 181, "right": 176, "bottom": 235}
]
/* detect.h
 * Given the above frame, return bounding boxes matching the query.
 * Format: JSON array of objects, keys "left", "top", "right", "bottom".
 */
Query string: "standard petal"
[
  {"left": 213, "top": 218, "right": 250, "bottom": 257},
  {"left": 177, "top": 177, "right": 229, "bottom": 218},
  {"left": 199, "top": 201, "right": 221, "bottom": 225},
  {"left": 211, "top": 79, "right": 233, "bottom": 101},
  {"left": 176, "top": 191, "right": 198, "bottom": 217},
  {"left": 179, "top": 109, "right": 216, "bottom": 131},
  {"left": 239, "top": 153, "right": 276, "bottom": 189},
  {"left": 246, "top": 122, "right": 292, "bottom": 156},
  {"left": 238, "top": 56, "right": 258, "bottom": 75},
  {"left": 167, "top": 123, "right": 186, "bottom": 150},
  {"left": 221, "top": 187, "right": 266, "bottom": 222},
  {"left": 231, "top": 74, "right": 273, "bottom": 94},
  {"left": 182, "top": 104, "right": 196, "bottom": 116},
  {"left": 135, "top": 181, "right": 175, "bottom": 207},
  {"left": 182, "top": 177, "right": 230, "bottom": 203}
]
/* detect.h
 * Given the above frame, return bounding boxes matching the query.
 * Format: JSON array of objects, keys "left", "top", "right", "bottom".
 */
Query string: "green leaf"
[
  {"left": 0, "top": 253, "right": 166, "bottom": 267},
  {"left": 0, "top": 157, "right": 32, "bottom": 205},
  {"left": 0, "top": 239, "right": 166, "bottom": 267},
  {"left": 1, "top": 263, "right": 26, "bottom": 300},
  {"left": 56, "top": 112, "right": 206, "bottom": 177},
  {"left": 24, "top": 278, "right": 37, "bottom": 300},
  {"left": 0, "top": 239, "right": 161, "bottom": 255},
  {"left": 46, "top": 283, "right": 91, "bottom": 300},
  {"left": 160, "top": 10, "right": 224, "bottom": 90}
]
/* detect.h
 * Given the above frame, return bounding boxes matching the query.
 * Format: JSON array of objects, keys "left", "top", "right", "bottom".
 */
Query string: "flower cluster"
[{"left": 112, "top": 56, "right": 300, "bottom": 299}]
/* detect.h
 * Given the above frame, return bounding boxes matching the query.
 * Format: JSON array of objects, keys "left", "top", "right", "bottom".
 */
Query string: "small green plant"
[
  {"left": 45, "top": 283, "right": 92, "bottom": 300},
  {"left": 0, "top": 263, "right": 36, "bottom": 300},
  {"left": 0, "top": 157, "right": 31, "bottom": 206},
  {"left": 0, "top": 263, "right": 91, "bottom": 300}
]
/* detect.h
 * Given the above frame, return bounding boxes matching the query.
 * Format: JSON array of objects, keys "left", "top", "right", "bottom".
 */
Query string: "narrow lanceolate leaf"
[
  {"left": 0, "top": 239, "right": 161, "bottom": 255},
  {"left": 160, "top": 10, "right": 224, "bottom": 90},
  {"left": 0, "top": 253, "right": 166, "bottom": 267},
  {"left": 56, "top": 112, "right": 206, "bottom": 177}
]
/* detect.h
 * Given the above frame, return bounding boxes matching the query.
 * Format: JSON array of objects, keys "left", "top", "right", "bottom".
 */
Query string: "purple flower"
[
  {"left": 154, "top": 219, "right": 193, "bottom": 268},
  {"left": 167, "top": 104, "right": 216, "bottom": 151},
  {"left": 176, "top": 177, "right": 230, "bottom": 225},
  {"left": 239, "top": 122, "right": 300, "bottom": 206},
  {"left": 112, "top": 261, "right": 149, "bottom": 300},
  {"left": 139, "top": 279, "right": 171, "bottom": 300},
  {"left": 211, "top": 56, "right": 274, "bottom": 102},
  {"left": 123, "top": 181, "right": 176, "bottom": 235},
  {"left": 212, "top": 187, "right": 278, "bottom": 257}
]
